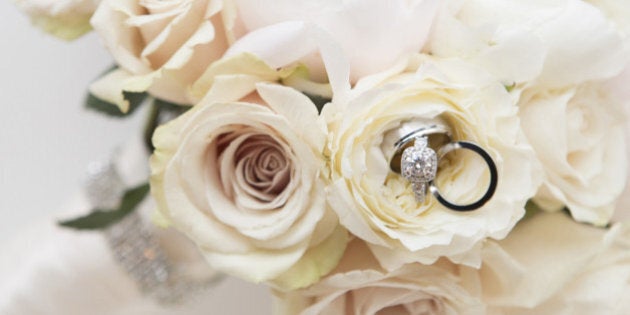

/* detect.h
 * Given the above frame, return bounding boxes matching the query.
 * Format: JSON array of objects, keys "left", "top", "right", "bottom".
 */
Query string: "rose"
[
  {"left": 611, "top": 65, "right": 630, "bottom": 222},
  {"left": 477, "top": 211, "right": 630, "bottom": 315},
  {"left": 89, "top": 0, "right": 235, "bottom": 110},
  {"left": 87, "top": 0, "right": 382, "bottom": 113},
  {"left": 326, "top": 55, "right": 541, "bottom": 270},
  {"left": 230, "top": 0, "right": 440, "bottom": 83},
  {"left": 150, "top": 54, "right": 346, "bottom": 289},
  {"left": 274, "top": 239, "right": 485, "bottom": 315},
  {"left": 519, "top": 81, "right": 628, "bottom": 225},
  {"left": 428, "top": 0, "right": 630, "bottom": 225},
  {"left": 197, "top": 21, "right": 352, "bottom": 105},
  {"left": 13, "top": 0, "right": 98, "bottom": 40},
  {"left": 427, "top": 0, "right": 626, "bottom": 87},
  {"left": 586, "top": 0, "right": 630, "bottom": 43}
]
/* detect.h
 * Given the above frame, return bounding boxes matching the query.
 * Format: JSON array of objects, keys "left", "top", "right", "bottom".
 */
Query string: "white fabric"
[
  {"left": 0, "top": 209, "right": 271, "bottom": 314},
  {"left": 0, "top": 135, "right": 271, "bottom": 314}
]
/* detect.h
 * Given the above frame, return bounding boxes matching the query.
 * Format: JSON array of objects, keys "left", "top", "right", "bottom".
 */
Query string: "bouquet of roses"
[{"left": 14, "top": 0, "right": 630, "bottom": 314}]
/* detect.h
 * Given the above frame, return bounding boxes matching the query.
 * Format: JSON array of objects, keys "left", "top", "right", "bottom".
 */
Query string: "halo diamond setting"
[{"left": 401, "top": 136, "right": 438, "bottom": 203}]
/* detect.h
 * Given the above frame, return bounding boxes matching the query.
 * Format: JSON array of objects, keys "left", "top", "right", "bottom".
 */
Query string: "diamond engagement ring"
[
  {"left": 400, "top": 136, "right": 437, "bottom": 203},
  {"left": 387, "top": 120, "right": 498, "bottom": 212}
]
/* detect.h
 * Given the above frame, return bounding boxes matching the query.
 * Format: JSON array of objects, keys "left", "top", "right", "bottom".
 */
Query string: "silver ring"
[
  {"left": 430, "top": 141, "right": 498, "bottom": 211},
  {"left": 390, "top": 126, "right": 498, "bottom": 212},
  {"left": 394, "top": 124, "right": 451, "bottom": 151}
]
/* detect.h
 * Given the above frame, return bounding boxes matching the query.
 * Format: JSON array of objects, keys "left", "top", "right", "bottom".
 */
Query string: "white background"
[
  {"left": 0, "top": 6, "right": 142, "bottom": 237},
  {"left": 0, "top": 3, "right": 269, "bottom": 313}
]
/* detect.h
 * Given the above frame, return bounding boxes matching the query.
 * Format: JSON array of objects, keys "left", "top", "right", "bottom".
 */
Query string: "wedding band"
[
  {"left": 389, "top": 122, "right": 498, "bottom": 212},
  {"left": 394, "top": 124, "right": 451, "bottom": 151},
  {"left": 430, "top": 141, "right": 498, "bottom": 211}
]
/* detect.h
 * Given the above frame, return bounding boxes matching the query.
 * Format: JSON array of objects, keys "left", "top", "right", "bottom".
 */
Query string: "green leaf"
[
  {"left": 153, "top": 98, "right": 190, "bottom": 112},
  {"left": 59, "top": 183, "right": 150, "bottom": 230},
  {"left": 522, "top": 200, "right": 542, "bottom": 221},
  {"left": 85, "top": 91, "right": 148, "bottom": 117},
  {"left": 504, "top": 83, "right": 517, "bottom": 92},
  {"left": 84, "top": 65, "right": 148, "bottom": 117},
  {"left": 305, "top": 93, "right": 331, "bottom": 114},
  {"left": 143, "top": 98, "right": 191, "bottom": 152}
]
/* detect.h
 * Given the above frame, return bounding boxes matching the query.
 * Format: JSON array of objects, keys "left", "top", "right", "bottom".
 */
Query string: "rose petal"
[{"left": 226, "top": 21, "right": 351, "bottom": 104}]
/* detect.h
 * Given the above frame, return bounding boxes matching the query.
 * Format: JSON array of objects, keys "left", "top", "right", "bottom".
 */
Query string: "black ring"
[{"left": 429, "top": 141, "right": 498, "bottom": 212}]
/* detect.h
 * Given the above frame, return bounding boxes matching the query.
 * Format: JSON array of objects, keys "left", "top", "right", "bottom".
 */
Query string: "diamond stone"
[
  {"left": 400, "top": 136, "right": 438, "bottom": 203},
  {"left": 411, "top": 181, "right": 428, "bottom": 203}
]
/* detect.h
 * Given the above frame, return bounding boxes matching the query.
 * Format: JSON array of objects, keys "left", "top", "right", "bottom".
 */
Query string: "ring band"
[
  {"left": 430, "top": 141, "right": 498, "bottom": 211},
  {"left": 389, "top": 122, "right": 498, "bottom": 212},
  {"left": 394, "top": 124, "right": 451, "bottom": 151}
]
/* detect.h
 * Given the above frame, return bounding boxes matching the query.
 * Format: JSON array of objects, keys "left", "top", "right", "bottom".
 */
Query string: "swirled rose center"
[
  {"left": 217, "top": 130, "right": 292, "bottom": 204},
  {"left": 236, "top": 135, "right": 291, "bottom": 199},
  {"left": 376, "top": 298, "right": 441, "bottom": 315}
]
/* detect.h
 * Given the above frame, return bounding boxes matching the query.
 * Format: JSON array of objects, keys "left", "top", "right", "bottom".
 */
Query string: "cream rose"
[
  {"left": 203, "top": 21, "right": 352, "bottom": 105},
  {"left": 611, "top": 65, "right": 630, "bottom": 222},
  {"left": 13, "top": 0, "right": 98, "bottom": 40},
  {"left": 326, "top": 55, "right": 541, "bottom": 270},
  {"left": 476, "top": 212, "right": 630, "bottom": 315},
  {"left": 586, "top": 0, "right": 630, "bottom": 44},
  {"left": 89, "top": 0, "right": 234, "bottom": 111},
  {"left": 274, "top": 239, "right": 485, "bottom": 315},
  {"left": 428, "top": 0, "right": 626, "bottom": 87},
  {"left": 230, "top": 0, "right": 440, "bottom": 83},
  {"left": 519, "top": 82, "right": 628, "bottom": 225},
  {"left": 150, "top": 55, "right": 346, "bottom": 289},
  {"left": 429, "top": 0, "right": 629, "bottom": 226}
]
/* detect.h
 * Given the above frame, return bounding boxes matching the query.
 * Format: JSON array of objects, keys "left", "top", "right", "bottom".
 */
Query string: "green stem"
[{"left": 143, "top": 100, "right": 160, "bottom": 153}]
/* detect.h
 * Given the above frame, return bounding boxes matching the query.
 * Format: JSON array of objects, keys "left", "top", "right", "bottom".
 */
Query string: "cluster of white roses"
[{"left": 17, "top": 0, "right": 630, "bottom": 314}]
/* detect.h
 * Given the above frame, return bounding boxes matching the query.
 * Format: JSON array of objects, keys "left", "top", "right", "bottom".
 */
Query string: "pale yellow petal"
[
  {"left": 191, "top": 53, "right": 281, "bottom": 100},
  {"left": 270, "top": 224, "right": 348, "bottom": 291},
  {"left": 88, "top": 68, "right": 135, "bottom": 113}
]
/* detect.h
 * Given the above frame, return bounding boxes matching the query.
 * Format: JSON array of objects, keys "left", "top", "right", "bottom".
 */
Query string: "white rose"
[
  {"left": 428, "top": 0, "right": 626, "bottom": 87},
  {"left": 520, "top": 79, "right": 628, "bottom": 225},
  {"left": 150, "top": 54, "right": 347, "bottom": 289},
  {"left": 326, "top": 55, "right": 541, "bottom": 270},
  {"left": 477, "top": 212, "right": 630, "bottom": 315},
  {"left": 13, "top": 0, "right": 98, "bottom": 40},
  {"left": 611, "top": 65, "right": 630, "bottom": 222},
  {"left": 207, "top": 21, "right": 352, "bottom": 105},
  {"left": 89, "top": 0, "right": 235, "bottom": 110},
  {"left": 274, "top": 239, "right": 485, "bottom": 315},
  {"left": 586, "top": 0, "right": 630, "bottom": 43},
  {"left": 430, "top": 0, "right": 629, "bottom": 225},
  {"left": 230, "top": 0, "right": 440, "bottom": 83}
]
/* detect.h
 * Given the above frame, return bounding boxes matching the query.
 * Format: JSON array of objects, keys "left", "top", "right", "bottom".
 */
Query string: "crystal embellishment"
[
  {"left": 84, "top": 161, "right": 125, "bottom": 209},
  {"left": 84, "top": 160, "right": 217, "bottom": 304},
  {"left": 401, "top": 136, "right": 438, "bottom": 203},
  {"left": 105, "top": 212, "right": 214, "bottom": 304}
]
